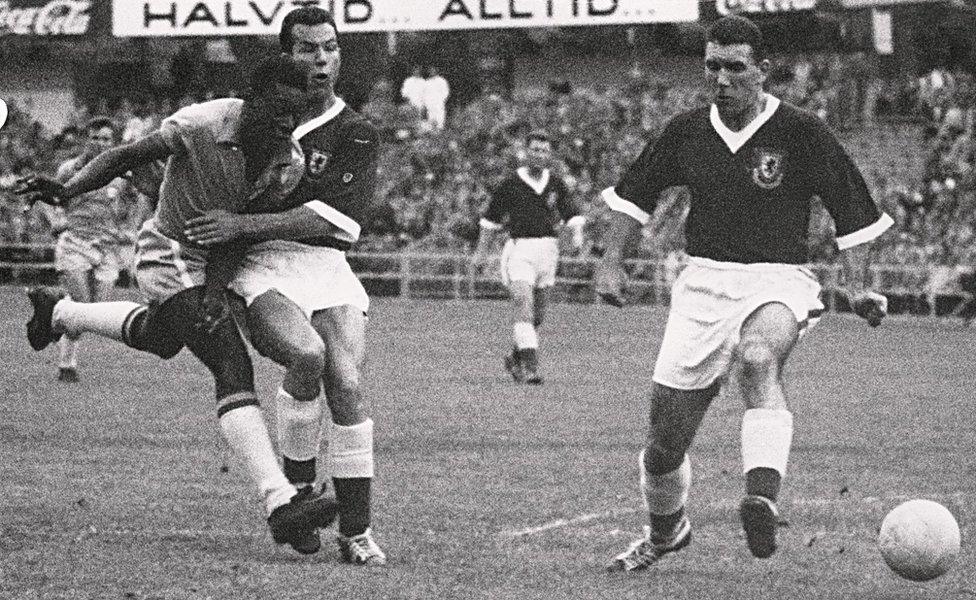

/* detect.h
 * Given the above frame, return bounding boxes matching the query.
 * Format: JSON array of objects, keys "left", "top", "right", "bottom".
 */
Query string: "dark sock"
[
  {"left": 517, "top": 348, "right": 538, "bottom": 368},
  {"left": 745, "top": 467, "right": 781, "bottom": 501},
  {"left": 333, "top": 477, "right": 371, "bottom": 537},
  {"left": 650, "top": 506, "right": 685, "bottom": 540},
  {"left": 283, "top": 457, "right": 316, "bottom": 489}
]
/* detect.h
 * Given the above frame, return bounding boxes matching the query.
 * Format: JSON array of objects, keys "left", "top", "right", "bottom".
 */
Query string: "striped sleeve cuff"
[
  {"left": 303, "top": 201, "right": 361, "bottom": 242},
  {"left": 479, "top": 218, "right": 503, "bottom": 230},
  {"left": 835, "top": 212, "right": 894, "bottom": 250},
  {"left": 601, "top": 187, "right": 650, "bottom": 225}
]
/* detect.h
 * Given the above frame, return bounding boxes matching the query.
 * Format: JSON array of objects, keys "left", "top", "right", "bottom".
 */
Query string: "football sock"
[
  {"left": 741, "top": 408, "right": 793, "bottom": 501},
  {"left": 219, "top": 402, "right": 296, "bottom": 515},
  {"left": 57, "top": 336, "right": 78, "bottom": 369},
  {"left": 513, "top": 321, "right": 538, "bottom": 350},
  {"left": 53, "top": 298, "right": 143, "bottom": 342},
  {"left": 275, "top": 387, "right": 322, "bottom": 488},
  {"left": 327, "top": 419, "right": 374, "bottom": 536},
  {"left": 640, "top": 450, "right": 691, "bottom": 537}
]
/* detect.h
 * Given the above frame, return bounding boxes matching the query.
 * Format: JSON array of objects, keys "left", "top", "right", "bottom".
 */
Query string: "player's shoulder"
[
  {"left": 163, "top": 98, "right": 241, "bottom": 132},
  {"left": 335, "top": 107, "right": 380, "bottom": 145},
  {"left": 774, "top": 100, "right": 832, "bottom": 135},
  {"left": 668, "top": 106, "right": 710, "bottom": 131}
]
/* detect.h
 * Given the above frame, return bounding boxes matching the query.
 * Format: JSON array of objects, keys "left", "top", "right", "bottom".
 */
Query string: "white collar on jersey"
[
  {"left": 516, "top": 167, "right": 551, "bottom": 195},
  {"left": 293, "top": 97, "right": 347, "bottom": 141},
  {"left": 709, "top": 93, "right": 780, "bottom": 154}
]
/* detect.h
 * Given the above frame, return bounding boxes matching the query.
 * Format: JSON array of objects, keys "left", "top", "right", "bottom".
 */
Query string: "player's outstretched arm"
[
  {"left": 594, "top": 211, "right": 641, "bottom": 308},
  {"left": 840, "top": 243, "right": 888, "bottom": 327},
  {"left": 17, "top": 132, "right": 171, "bottom": 206},
  {"left": 184, "top": 206, "right": 340, "bottom": 247}
]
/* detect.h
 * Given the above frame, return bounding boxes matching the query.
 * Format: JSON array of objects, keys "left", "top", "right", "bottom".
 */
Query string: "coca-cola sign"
[{"left": 0, "top": 0, "right": 91, "bottom": 35}]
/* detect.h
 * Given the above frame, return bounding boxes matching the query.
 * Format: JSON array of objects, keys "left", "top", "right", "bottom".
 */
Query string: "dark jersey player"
[
  {"left": 182, "top": 6, "right": 385, "bottom": 566},
  {"left": 472, "top": 131, "right": 584, "bottom": 384},
  {"left": 597, "top": 15, "right": 892, "bottom": 571}
]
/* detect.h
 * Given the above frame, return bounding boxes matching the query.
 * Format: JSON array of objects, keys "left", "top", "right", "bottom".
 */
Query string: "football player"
[
  {"left": 597, "top": 15, "right": 892, "bottom": 570},
  {"left": 18, "top": 54, "right": 339, "bottom": 555},
  {"left": 472, "top": 131, "right": 585, "bottom": 384}
]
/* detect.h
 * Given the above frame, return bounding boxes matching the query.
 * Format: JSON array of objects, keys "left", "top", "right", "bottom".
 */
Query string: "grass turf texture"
[{"left": 1, "top": 286, "right": 973, "bottom": 599}]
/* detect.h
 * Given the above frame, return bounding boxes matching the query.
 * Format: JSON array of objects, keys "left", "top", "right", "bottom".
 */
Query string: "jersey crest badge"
[
  {"left": 308, "top": 150, "right": 331, "bottom": 177},
  {"left": 752, "top": 148, "right": 785, "bottom": 190}
]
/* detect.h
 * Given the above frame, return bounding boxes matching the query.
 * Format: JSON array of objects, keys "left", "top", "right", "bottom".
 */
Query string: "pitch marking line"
[{"left": 499, "top": 493, "right": 968, "bottom": 539}]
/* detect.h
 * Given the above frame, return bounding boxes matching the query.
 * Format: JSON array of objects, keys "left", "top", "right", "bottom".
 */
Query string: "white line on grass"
[{"left": 499, "top": 493, "right": 969, "bottom": 539}]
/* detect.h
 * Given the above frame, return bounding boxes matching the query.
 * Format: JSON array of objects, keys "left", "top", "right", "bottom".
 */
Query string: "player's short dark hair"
[
  {"left": 526, "top": 130, "right": 554, "bottom": 148},
  {"left": 85, "top": 116, "right": 119, "bottom": 140},
  {"left": 280, "top": 6, "right": 337, "bottom": 53},
  {"left": 245, "top": 54, "right": 307, "bottom": 100},
  {"left": 706, "top": 15, "right": 766, "bottom": 62}
]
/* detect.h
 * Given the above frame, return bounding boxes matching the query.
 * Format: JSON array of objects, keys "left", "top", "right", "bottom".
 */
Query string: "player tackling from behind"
[
  {"left": 472, "top": 131, "right": 584, "bottom": 384},
  {"left": 182, "top": 6, "right": 386, "bottom": 565},
  {"left": 597, "top": 15, "right": 892, "bottom": 570}
]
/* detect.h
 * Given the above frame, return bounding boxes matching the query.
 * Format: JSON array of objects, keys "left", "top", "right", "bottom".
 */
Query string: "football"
[{"left": 878, "top": 499, "right": 961, "bottom": 582}]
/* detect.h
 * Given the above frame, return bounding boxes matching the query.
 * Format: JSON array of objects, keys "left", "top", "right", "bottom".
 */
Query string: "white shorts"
[
  {"left": 653, "top": 257, "right": 824, "bottom": 390},
  {"left": 500, "top": 237, "right": 559, "bottom": 288},
  {"left": 55, "top": 231, "right": 122, "bottom": 282},
  {"left": 229, "top": 240, "right": 369, "bottom": 318},
  {"left": 133, "top": 218, "right": 207, "bottom": 303}
]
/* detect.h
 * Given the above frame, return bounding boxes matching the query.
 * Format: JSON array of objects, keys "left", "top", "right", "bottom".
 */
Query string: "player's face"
[
  {"left": 87, "top": 126, "right": 115, "bottom": 154},
  {"left": 704, "top": 42, "right": 768, "bottom": 119},
  {"left": 525, "top": 139, "right": 552, "bottom": 169},
  {"left": 287, "top": 22, "right": 341, "bottom": 99},
  {"left": 241, "top": 84, "right": 303, "bottom": 157}
]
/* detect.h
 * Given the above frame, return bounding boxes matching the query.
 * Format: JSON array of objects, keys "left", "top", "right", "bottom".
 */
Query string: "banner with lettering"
[
  {"left": 113, "top": 0, "right": 698, "bottom": 37},
  {"left": 716, "top": 0, "right": 815, "bottom": 15},
  {"left": 0, "top": 0, "right": 90, "bottom": 35}
]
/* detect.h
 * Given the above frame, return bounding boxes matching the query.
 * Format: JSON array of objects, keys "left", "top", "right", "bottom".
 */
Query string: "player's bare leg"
[
  {"left": 55, "top": 269, "right": 92, "bottom": 382},
  {"left": 609, "top": 383, "right": 718, "bottom": 571},
  {"left": 734, "top": 302, "right": 799, "bottom": 559},
  {"left": 312, "top": 305, "right": 386, "bottom": 566},
  {"left": 247, "top": 291, "right": 326, "bottom": 491},
  {"left": 508, "top": 280, "right": 542, "bottom": 384}
]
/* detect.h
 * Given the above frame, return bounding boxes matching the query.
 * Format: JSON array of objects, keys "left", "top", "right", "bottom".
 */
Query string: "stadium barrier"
[{"left": 0, "top": 244, "right": 971, "bottom": 319}]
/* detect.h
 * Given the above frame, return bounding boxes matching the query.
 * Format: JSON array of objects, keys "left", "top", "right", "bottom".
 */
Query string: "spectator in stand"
[
  {"left": 400, "top": 64, "right": 426, "bottom": 118},
  {"left": 422, "top": 66, "right": 450, "bottom": 131}
]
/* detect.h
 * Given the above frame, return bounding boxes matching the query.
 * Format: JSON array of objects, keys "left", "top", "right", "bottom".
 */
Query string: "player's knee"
[
  {"left": 286, "top": 338, "right": 327, "bottom": 380},
  {"left": 643, "top": 441, "right": 686, "bottom": 476},
  {"left": 737, "top": 341, "right": 779, "bottom": 381}
]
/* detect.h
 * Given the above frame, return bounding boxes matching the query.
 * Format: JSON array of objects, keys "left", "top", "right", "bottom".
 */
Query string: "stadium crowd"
[{"left": 1, "top": 56, "right": 973, "bottom": 277}]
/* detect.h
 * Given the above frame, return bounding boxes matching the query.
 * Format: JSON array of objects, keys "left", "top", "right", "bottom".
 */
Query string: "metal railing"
[{"left": 0, "top": 244, "right": 970, "bottom": 318}]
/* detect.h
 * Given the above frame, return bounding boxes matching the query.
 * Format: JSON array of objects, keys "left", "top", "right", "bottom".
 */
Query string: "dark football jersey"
[
  {"left": 484, "top": 168, "right": 576, "bottom": 238},
  {"left": 251, "top": 99, "right": 379, "bottom": 248},
  {"left": 607, "top": 96, "right": 891, "bottom": 264}
]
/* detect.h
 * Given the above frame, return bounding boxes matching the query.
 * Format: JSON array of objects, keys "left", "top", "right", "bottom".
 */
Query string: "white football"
[{"left": 878, "top": 499, "right": 961, "bottom": 582}]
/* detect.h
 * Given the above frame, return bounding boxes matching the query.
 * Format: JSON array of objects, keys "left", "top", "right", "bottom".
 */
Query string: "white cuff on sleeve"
[
  {"left": 479, "top": 218, "right": 503, "bottom": 230},
  {"left": 565, "top": 215, "right": 586, "bottom": 229},
  {"left": 303, "top": 201, "right": 361, "bottom": 242},
  {"left": 835, "top": 213, "right": 894, "bottom": 250},
  {"left": 601, "top": 187, "right": 650, "bottom": 225}
]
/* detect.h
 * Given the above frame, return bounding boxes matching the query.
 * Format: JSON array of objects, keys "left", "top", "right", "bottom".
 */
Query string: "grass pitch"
[{"left": 1, "top": 286, "right": 973, "bottom": 599}]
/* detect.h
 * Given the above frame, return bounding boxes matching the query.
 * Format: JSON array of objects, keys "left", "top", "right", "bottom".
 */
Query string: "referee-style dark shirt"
[{"left": 484, "top": 168, "right": 576, "bottom": 239}]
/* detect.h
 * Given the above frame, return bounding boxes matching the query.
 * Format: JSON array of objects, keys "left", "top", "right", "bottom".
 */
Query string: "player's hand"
[
  {"left": 594, "top": 256, "right": 627, "bottom": 308},
  {"left": 850, "top": 290, "right": 888, "bottom": 327},
  {"left": 197, "top": 288, "right": 230, "bottom": 335},
  {"left": 184, "top": 210, "right": 248, "bottom": 246},
  {"left": 14, "top": 175, "right": 67, "bottom": 209}
]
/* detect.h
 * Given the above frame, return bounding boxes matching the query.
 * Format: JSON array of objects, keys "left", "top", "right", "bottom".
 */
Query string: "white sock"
[
  {"left": 276, "top": 388, "right": 322, "bottom": 462},
  {"left": 54, "top": 298, "right": 143, "bottom": 342},
  {"left": 513, "top": 321, "right": 538, "bottom": 349},
  {"left": 219, "top": 404, "right": 296, "bottom": 515},
  {"left": 326, "top": 419, "right": 375, "bottom": 478},
  {"left": 58, "top": 336, "right": 79, "bottom": 369},
  {"left": 639, "top": 450, "right": 692, "bottom": 515},
  {"left": 741, "top": 408, "right": 794, "bottom": 477}
]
